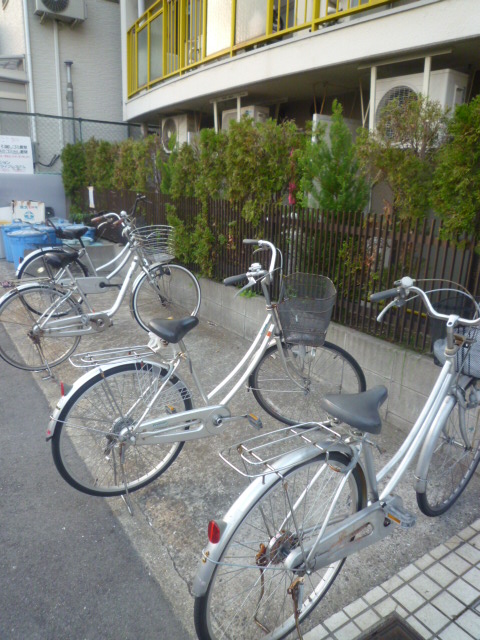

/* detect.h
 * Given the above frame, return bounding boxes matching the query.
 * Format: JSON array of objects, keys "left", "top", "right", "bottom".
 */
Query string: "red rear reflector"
[
  {"left": 60, "top": 382, "right": 65, "bottom": 396},
  {"left": 208, "top": 520, "right": 221, "bottom": 544}
]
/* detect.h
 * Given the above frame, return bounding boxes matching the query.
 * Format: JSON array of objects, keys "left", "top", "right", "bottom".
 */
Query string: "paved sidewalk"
[{"left": 305, "top": 520, "right": 480, "bottom": 640}]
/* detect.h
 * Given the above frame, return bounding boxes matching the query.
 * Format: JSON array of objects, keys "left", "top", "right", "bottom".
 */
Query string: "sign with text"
[{"left": 0, "top": 135, "right": 34, "bottom": 174}]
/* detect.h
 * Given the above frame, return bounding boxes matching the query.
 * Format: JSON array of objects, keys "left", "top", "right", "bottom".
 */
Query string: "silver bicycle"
[
  {"left": 0, "top": 199, "right": 201, "bottom": 374},
  {"left": 46, "top": 239, "right": 365, "bottom": 498},
  {"left": 192, "top": 277, "right": 480, "bottom": 640}
]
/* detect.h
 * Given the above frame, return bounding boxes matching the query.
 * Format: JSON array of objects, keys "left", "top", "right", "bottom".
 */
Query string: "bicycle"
[
  {"left": 46, "top": 239, "right": 366, "bottom": 500},
  {"left": 192, "top": 277, "right": 480, "bottom": 640},
  {"left": 0, "top": 197, "right": 201, "bottom": 374}
]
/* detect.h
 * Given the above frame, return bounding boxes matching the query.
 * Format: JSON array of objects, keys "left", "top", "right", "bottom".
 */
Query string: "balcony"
[{"left": 127, "top": 0, "right": 403, "bottom": 98}]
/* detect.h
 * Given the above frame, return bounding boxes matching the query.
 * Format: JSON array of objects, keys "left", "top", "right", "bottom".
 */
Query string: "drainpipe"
[
  {"left": 369, "top": 65, "right": 377, "bottom": 132},
  {"left": 64, "top": 60, "right": 75, "bottom": 142},
  {"left": 22, "top": 0, "right": 37, "bottom": 144},
  {"left": 53, "top": 19, "right": 65, "bottom": 146}
]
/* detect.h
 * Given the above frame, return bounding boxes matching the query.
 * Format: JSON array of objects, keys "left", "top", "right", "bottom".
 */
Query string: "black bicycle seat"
[
  {"left": 319, "top": 385, "right": 388, "bottom": 434},
  {"left": 56, "top": 226, "right": 89, "bottom": 240},
  {"left": 45, "top": 251, "right": 81, "bottom": 269},
  {"left": 148, "top": 316, "right": 199, "bottom": 343}
]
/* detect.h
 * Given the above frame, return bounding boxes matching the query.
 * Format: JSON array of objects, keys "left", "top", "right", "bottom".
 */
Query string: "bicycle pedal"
[
  {"left": 384, "top": 503, "right": 416, "bottom": 529},
  {"left": 247, "top": 413, "right": 263, "bottom": 430},
  {"left": 165, "top": 405, "right": 177, "bottom": 415}
]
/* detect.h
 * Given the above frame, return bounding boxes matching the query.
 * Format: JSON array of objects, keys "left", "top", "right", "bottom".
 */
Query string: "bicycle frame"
[{"left": 193, "top": 310, "right": 479, "bottom": 595}]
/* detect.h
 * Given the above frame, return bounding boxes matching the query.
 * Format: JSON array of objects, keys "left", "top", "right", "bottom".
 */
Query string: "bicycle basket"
[
  {"left": 433, "top": 327, "right": 480, "bottom": 378},
  {"left": 133, "top": 225, "right": 175, "bottom": 265},
  {"left": 277, "top": 273, "right": 336, "bottom": 346}
]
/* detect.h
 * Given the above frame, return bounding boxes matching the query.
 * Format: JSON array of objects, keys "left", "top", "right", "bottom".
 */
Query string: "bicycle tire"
[
  {"left": 131, "top": 263, "right": 201, "bottom": 331},
  {"left": 194, "top": 451, "right": 366, "bottom": 640},
  {"left": 17, "top": 248, "right": 89, "bottom": 281},
  {"left": 51, "top": 361, "right": 191, "bottom": 496},
  {"left": 0, "top": 284, "right": 82, "bottom": 371},
  {"left": 249, "top": 341, "right": 367, "bottom": 425},
  {"left": 416, "top": 380, "right": 480, "bottom": 517}
]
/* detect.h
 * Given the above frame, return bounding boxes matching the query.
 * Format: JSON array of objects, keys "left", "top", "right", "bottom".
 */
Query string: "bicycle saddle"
[
  {"left": 148, "top": 316, "right": 199, "bottom": 343},
  {"left": 56, "top": 226, "right": 89, "bottom": 240},
  {"left": 319, "top": 385, "right": 388, "bottom": 434},
  {"left": 45, "top": 251, "right": 81, "bottom": 268}
]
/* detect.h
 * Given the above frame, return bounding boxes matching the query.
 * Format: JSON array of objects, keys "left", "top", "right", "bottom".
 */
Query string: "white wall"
[{"left": 27, "top": 0, "right": 123, "bottom": 122}]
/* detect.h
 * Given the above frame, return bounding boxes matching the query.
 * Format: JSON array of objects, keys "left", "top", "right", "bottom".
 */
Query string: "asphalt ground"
[{"left": 0, "top": 254, "right": 479, "bottom": 640}]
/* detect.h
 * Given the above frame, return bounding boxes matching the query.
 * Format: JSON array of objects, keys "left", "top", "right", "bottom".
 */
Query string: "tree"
[
  {"left": 298, "top": 100, "right": 369, "bottom": 215},
  {"left": 432, "top": 95, "right": 480, "bottom": 246},
  {"left": 356, "top": 94, "right": 448, "bottom": 221}
]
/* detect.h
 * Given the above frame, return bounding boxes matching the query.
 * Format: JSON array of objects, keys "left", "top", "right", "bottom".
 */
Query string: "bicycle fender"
[
  {"left": 192, "top": 440, "right": 357, "bottom": 598},
  {"left": 414, "top": 394, "right": 456, "bottom": 493},
  {"left": 15, "top": 246, "right": 64, "bottom": 278},
  {"left": 0, "top": 280, "right": 60, "bottom": 305},
  {"left": 45, "top": 358, "right": 166, "bottom": 440}
]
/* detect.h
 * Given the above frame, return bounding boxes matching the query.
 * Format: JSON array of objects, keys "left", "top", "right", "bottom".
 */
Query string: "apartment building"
[{"left": 120, "top": 0, "right": 480, "bottom": 153}]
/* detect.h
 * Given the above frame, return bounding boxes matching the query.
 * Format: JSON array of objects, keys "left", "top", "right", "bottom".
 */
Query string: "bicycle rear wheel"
[
  {"left": 249, "top": 341, "right": 366, "bottom": 425},
  {"left": 0, "top": 285, "right": 81, "bottom": 370},
  {"left": 51, "top": 361, "right": 191, "bottom": 496},
  {"left": 17, "top": 248, "right": 88, "bottom": 281},
  {"left": 417, "top": 380, "right": 480, "bottom": 516},
  {"left": 194, "top": 451, "right": 366, "bottom": 640},
  {"left": 131, "top": 263, "right": 201, "bottom": 331}
]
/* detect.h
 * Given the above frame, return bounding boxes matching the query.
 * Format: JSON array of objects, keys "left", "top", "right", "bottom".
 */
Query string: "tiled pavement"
[{"left": 305, "top": 519, "right": 480, "bottom": 640}]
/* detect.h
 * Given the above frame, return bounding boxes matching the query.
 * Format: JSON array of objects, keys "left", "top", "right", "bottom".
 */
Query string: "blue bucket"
[
  {"left": 7, "top": 230, "right": 49, "bottom": 269},
  {"left": 2, "top": 223, "right": 28, "bottom": 262}
]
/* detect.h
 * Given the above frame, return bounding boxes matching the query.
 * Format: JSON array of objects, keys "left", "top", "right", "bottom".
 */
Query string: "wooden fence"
[{"left": 87, "top": 190, "right": 480, "bottom": 353}]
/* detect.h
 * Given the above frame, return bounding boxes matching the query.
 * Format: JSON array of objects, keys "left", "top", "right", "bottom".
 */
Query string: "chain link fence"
[{"left": 0, "top": 110, "right": 159, "bottom": 175}]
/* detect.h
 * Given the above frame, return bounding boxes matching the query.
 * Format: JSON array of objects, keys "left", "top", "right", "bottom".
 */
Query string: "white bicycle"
[
  {"left": 192, "top": 278, "right": 480, "bottom": 640},
  {"left": 46, "top": 239, "right": 366, "bottom": 498},
  {"left": 0, "top": 196, "right": 200, "bottom": 373}
]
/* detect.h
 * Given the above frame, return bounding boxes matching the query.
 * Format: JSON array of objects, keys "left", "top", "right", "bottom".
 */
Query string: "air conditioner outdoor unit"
[
  {"left": 34, "top": 0, "right": 86, "bottom": 23},
  {"left": 312, "top": 113, "right": 361, "bottom": 142},
  {"left": 221, "top": 105, "right": 270, "bottom": 131},
  {"left": 375, "top": 69, "right": 468, "bottom": 124},
  {"left": 161, "top": 114, "right": 196, "bottom": 153}
]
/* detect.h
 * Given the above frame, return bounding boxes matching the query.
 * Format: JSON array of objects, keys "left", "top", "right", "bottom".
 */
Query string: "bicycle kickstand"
[{"left": 120, "top": 448, "right": 134, "bottom": 516}]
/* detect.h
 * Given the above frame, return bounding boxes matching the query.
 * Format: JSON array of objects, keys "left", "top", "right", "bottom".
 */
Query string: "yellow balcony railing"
[{"left": 127, "top": 0, "right": 400, "bottom": 98}]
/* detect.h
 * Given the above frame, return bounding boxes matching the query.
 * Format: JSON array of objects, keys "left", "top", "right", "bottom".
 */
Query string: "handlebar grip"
[
  {"left": 370, "top": 288, "right": 399, "bottom": 303},
  {"left": 243, "top": 239, "right": 259, "bottom": 245},
  {"left": 112, "top": 219, "right": 123, "bottom": 228},
  {"left": 223, "top": 274, "right": 247, "bottom": 286},
  {"left": 90, "top": 215, "right": 107, "bottom": 224}
]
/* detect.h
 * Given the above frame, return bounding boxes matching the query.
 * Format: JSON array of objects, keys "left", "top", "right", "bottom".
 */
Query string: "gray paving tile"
[
  {"left": 414, "top": 602, "right": 449, "bottom": 633},
  {"left": 441, "top": 552, "right": 471, "bottom": 576},
  {"left": 334, "top": 621, "right": 361, "bottom": 640},
  {"left": 425, "top": 563, "right": 456, "bottom": 588},
  {"left": 343, "top": 598, "right": 368, "bottom": 619},
  {"left": 392, "top": 584, "right": 425, "bottom": 612},
  {"left": 456, "top": 609, "right": 480, "bottom": 637},
  {"left": 406, "top": 615, "right": 433, "bottom": 639},
  {"left": 447, "top": 578, "right": 480, "bottom": 605},
  {"left": 410, "top": 574, "right": 442, "bottom": 599},
  {"left": 438, "top": 622, "right": 476, "bottom": 640},
  {"left": 431, "top": 591, "right": 466, "bottom": 618}
]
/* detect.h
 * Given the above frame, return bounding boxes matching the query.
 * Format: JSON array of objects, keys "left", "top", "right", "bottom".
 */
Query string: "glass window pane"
[
  {"left": 206, "top": 0, "right": 232, "bottom": 56},
  {"left": 235, "top": 0, "right": 266, "bottom": 44},
  {"left": 150, "top": 14, "right": 163, "bottom": 80},
  {"left": 137, "top": 27, "right": 148, "bottom": 87}
]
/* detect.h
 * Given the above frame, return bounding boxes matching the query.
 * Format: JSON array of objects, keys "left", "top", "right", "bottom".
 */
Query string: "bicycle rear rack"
[
  {"left": 69, "top": 344, "right": 154, "bottom": 368},
  {"left": 219, "top": 421, "right": 357, "bottom": 479}
]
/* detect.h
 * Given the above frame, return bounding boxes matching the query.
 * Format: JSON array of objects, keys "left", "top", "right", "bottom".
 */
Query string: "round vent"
[
  {"left": 42, "top": 0, "right": 69, "bottom": 12},
  {"left": 162, "top": 118, "right": 178, "bottom": 153},
  {"left": 377, "top": 85, "right": 417, "bottom": 116}
]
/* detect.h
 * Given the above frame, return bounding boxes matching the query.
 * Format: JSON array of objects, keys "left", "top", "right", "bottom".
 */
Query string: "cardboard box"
[{"left": 12, "top": 200, "right": 45, "bottom": 224}]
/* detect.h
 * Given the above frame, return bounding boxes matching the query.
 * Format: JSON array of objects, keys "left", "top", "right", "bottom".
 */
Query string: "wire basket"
[
  {"left": 277, "top": 273, "right": 336, "bottom": 346},
  {"left": 434, "top": 326, "right": 480, "bottom": 378},
  {"left": 133, "top": 225, "right": 175, "bottom": 265}
]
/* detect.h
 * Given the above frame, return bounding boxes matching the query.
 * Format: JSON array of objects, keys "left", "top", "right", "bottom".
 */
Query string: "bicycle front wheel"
[
  {"left": 131, "top": 263, "right": 201, "bottom": 331},
  {"left": 250, "top": 341, "right": 366, "bottom": 425},
  {"left": 17, "top": 249, "right": 88, "bottom": 281},
  {"left": 417, "top": 380, "right": 480, "bottom": 517},
  {"left": 51, "top": 361, "right": 191, "bottom": 496},
  {"left": 194, "top": 451, "right": 366, "bottom": 640},
  {"left": 0, "top": 285, "right": 81, "bottom": 370}
]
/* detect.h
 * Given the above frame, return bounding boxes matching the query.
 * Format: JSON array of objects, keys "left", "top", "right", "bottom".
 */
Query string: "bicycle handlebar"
[
  {"left": 371, "top": 276, "right": 480, "bottom": 328},
  {"left": 223, "top": 274, "right": 248, "bottom": 286}
]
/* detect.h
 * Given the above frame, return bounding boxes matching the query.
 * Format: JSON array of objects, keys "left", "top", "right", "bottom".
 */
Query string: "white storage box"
[{"left": 12, "top": 200, "right": 46, "bottom": 224}]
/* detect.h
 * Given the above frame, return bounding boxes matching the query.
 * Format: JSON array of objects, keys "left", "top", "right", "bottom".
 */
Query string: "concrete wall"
[
  {"left": 198, "top": 277, "right": 439, "bottom": 431},
  {"left": 0, "top": 174, "right": 66, "bottom": 218}
]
